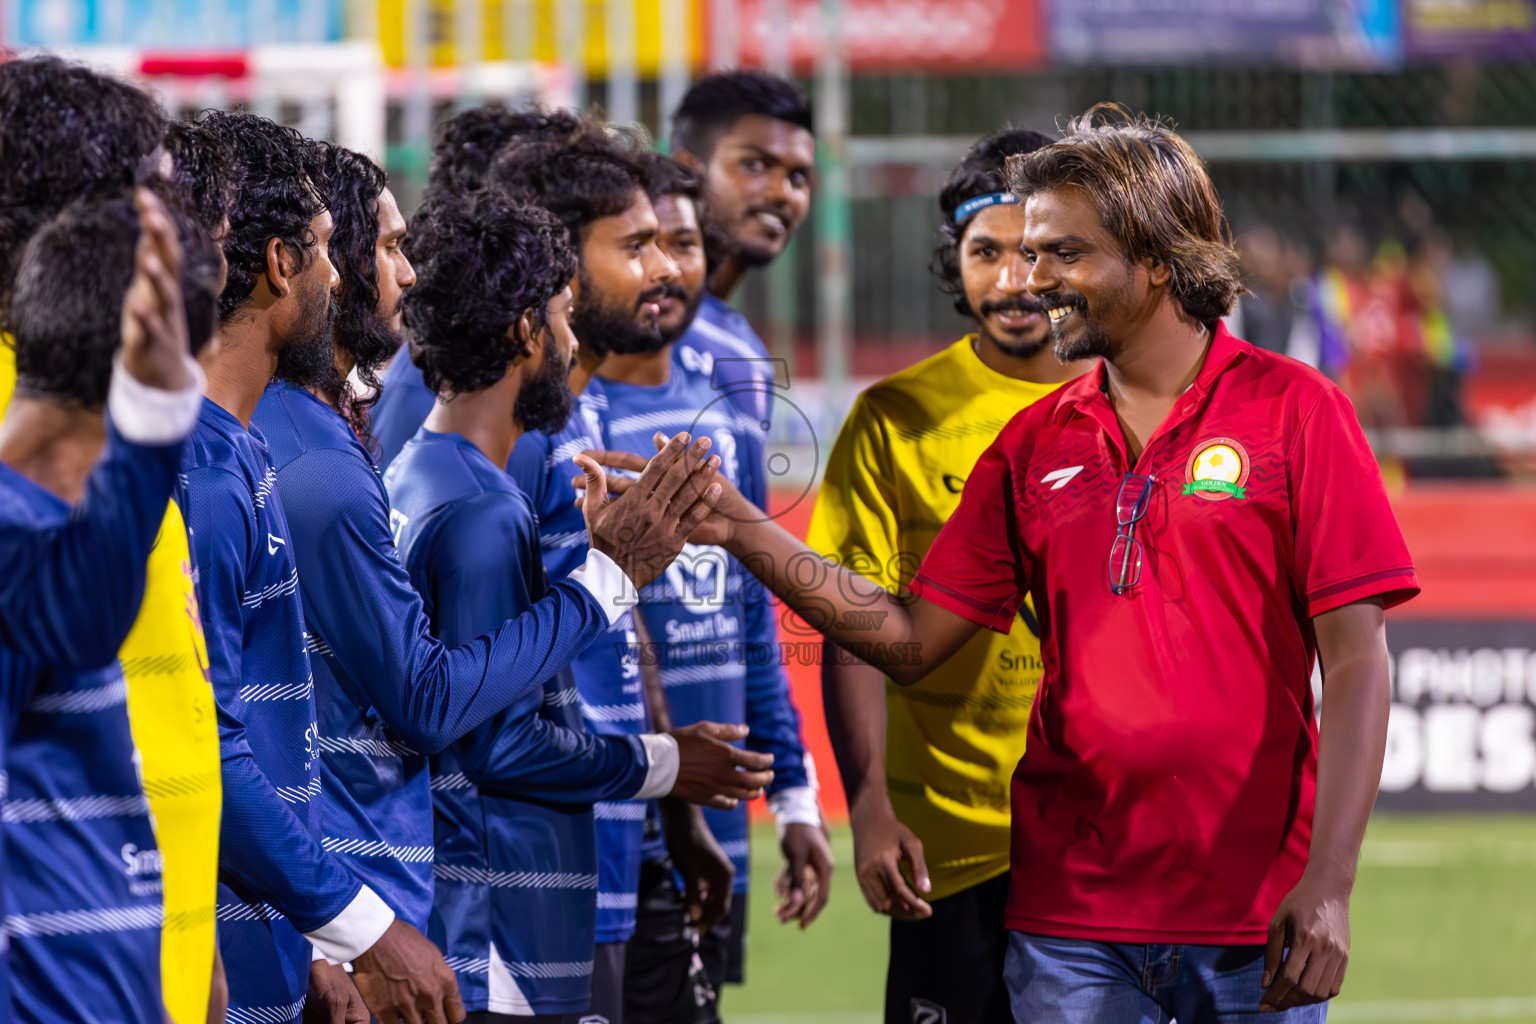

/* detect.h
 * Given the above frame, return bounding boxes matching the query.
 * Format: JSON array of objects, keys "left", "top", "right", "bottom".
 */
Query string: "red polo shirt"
[{"left": 908, "top": 325, "right": 1418, "bottom": 944}]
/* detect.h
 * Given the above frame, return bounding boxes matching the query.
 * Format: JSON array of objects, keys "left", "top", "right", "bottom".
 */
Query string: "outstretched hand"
[
  {"left": 120, "top": 187, "right": 195, "bottom": 393},
  {"left": 574, "top": 431, "right": 753, "bottom": 549},
  {"left": 668, "top": 721, "right": 775, "bottom": 809},
  {"left": 575, "top": 431, "right": 722, "bottom": 588}
]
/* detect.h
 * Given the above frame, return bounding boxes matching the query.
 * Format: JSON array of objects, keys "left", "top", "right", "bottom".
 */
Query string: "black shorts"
[
  {"left": 885, "top": 870, "right": 1012, "bottom": 1024},
  {"left": 696, "top": 889, "right": 747, "bottom": 989},
  {"left": 623, "top": 858, "right": 720, "bottom": 1024}
]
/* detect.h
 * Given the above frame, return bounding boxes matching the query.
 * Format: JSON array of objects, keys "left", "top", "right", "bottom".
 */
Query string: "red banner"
[{"left": 728, "top": 0, "right": 1044, "bottom": 73}]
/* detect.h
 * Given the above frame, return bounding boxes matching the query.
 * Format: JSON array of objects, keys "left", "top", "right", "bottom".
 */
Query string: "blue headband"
[{"left": 954, "top": 191, "right": 1019, "bottom": 224}]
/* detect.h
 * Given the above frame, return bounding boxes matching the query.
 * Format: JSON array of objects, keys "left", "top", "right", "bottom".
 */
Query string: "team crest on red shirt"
[{"left": 1183, "top": 437, "right": 1250, "bottom": 500}]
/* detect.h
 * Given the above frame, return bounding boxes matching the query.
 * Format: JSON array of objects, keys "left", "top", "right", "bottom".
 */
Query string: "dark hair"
[
  {"left": 488, "top": 129, "right": 647, "bottom": 243},
  {"left": 425, "top": 105, "right": 592, "bottom": 200},
  {"left": 201, "top": 111, "right": 327, "bottom": 322},
  {"left": 163, "top": 115, "right": 244, "bottom": 236},
  {"left": 1007, "top": 104, "right": 1242, "bottom": 326},
  {"left": 932, "top": 126, "right": 1055, "bottom": 319},
  {"left": 10, "top": 195, "right": 222, "bottom": 408},
  {"left": 404, "top": 190, "right": 577, "bottom": 396},
  {"left": 670, "top": 69, "right": 813, "bottom": 159},
  {"left": 314, "top": 142, "right": 391, "bottom": 445},
  {"left": 0, "top": 56, "right": 166, "bottom": 316},
  {"left": 641, "top": 151, "right": 704, "bottom": 203}
]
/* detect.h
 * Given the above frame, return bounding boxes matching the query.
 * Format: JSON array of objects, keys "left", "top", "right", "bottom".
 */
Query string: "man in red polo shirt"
[{"left": 584, "top": 104, "right": 1416, "bottom": 1022}]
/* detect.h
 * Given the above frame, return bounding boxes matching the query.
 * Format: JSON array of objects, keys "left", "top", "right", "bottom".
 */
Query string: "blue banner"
[
  {"left": 1049, "top": 0, "right": 1402, "bottom": 68},
  {"left": 10, "top": 0, "right": 342, "bottom": 49}
]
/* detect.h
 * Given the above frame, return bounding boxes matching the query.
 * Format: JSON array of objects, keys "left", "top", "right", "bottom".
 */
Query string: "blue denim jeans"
[{"left": 1005, "top": 932, "right": 1329, "bottom": 1024}]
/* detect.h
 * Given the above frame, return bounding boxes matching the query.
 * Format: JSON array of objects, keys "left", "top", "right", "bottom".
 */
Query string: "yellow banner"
[{"left": 377, "top": 0, "right": 703, "bottom": 76}]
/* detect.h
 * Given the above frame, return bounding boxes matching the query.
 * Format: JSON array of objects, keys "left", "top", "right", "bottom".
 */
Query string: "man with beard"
[
  {"left": 508, "top": 152, "right": 734, "bottom": 1024},
  {"left": 386, "top": 187, "right": 768, "bottom": 1024},
  {"left": 0, "top": 188, "right": 213, "bottom": 1023},
  {"left": 806, "top": 127, "right": 1088, "bottom": 1024},
  {"left": 503, "top": 135, "right": 828, "bottom": 1003},
  {"left": 588, "top": 107, "right": 1417, "bottom": 1023},
  {"left": 250, "top": 141, "right": 758, "bottom": 1021},
  {"left": 370, "top": 105, "right": 596, "bottom": 470},
  {"left": 180, "top": 111, "right": 453, "bottom": 1024}
]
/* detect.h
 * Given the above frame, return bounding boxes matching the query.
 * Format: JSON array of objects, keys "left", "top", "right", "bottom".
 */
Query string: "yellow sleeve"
[
  {"left": 806, "top": 393, "right": 904, "bottom": 593},
  {"left": 0, "top": 337, "right": 16, "bottom": 415}
]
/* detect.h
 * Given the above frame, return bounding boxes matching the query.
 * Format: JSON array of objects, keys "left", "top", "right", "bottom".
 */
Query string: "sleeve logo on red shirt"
[{"left": 1183, "top": 437, "right": 1251, "bottom": 500}]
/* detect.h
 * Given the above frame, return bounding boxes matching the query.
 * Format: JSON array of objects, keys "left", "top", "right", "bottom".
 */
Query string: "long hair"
[{"left": 1007, "top": 104, "right": 1242, "bottom": 327}]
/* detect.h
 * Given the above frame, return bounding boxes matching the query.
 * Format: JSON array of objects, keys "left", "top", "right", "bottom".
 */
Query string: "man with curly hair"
[
  {"left": 385, "top": 186, "right": 767, "bottom": 1024},
  {"left": 370, "top": 105, "right": 597, "bottom": 469},
  {"left": 0, "top": 57, "right": 206, "bottom": 674},
  {"left": 808, "top": 126, "right": 1088, "bottom": 1024},
  {"left": 0, "top": 188, "right": 213, "bottom": 1024},
  {"left": 592, "top": 108, "right": 1418, "bottom": 1023}
]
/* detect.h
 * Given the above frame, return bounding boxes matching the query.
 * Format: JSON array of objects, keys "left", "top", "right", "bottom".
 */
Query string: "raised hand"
[
  {"left": 120, "top": 187, "right": 195, "bottom": 393},
  {"left": 667, "top": 721, "right": 774, "bottom": 809},
  {"left": 573, "top": 431, "right": 753, "bottom": 549},
  {"left": 350, "top": 919, "right": 466, "bottom": 1024},
  {"left": 575, "top": 432, "right": 722, "bottom": 589}
]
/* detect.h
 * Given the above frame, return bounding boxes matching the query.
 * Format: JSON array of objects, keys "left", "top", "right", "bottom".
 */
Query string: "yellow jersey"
[
  {"left": 806, "top": 336, "right": 1062, "bottom": 902},
  {"left": 118, "top": 500, "right": 222, "bottom": 1024},
  {"left": 1, "top": 341, "right": 220, "bottom": 1022}
]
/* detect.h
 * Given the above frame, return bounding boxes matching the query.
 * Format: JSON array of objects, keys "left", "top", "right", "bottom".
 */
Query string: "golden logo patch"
[{"left": 1183, "top": 437, "right": 1250, "bottom": 501}]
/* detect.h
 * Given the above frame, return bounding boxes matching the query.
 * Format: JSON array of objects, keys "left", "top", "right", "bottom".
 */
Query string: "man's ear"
[
  {"left": 264, "top": 237, "right": 294, "bottom": 299},
  {"left": 1144, "top": 256, "right": 1172, "bottom": 288},
  {"left": 506, "top": 309, "right": 539, "bottom": 363}
]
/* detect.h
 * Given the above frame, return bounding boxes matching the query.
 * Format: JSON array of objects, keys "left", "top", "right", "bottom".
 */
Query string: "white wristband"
[
  {"left": 566, "top": 547, "right": 636, "bottom": 627},
  {"left": 634, "top": 733, "right": 681, "bottom": 800},
  {"left": 304, "top": 884, "right": 395, "bottom": 964},
  {"left": 106, "top": 353, "right": 205, "bottom": 445},
  {"left": 767, "top": 785, "right": 822, "bottom": 838}
]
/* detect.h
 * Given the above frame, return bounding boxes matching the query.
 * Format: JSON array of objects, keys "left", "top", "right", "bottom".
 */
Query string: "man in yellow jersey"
[{"left": 807, "top": 127, "right": 1091, "bottom": 1024}]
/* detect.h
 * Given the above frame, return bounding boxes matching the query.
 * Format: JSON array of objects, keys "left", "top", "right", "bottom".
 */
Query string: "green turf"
[{"left": 729, "top": 814, "right": 1536, "bottom": 1024}]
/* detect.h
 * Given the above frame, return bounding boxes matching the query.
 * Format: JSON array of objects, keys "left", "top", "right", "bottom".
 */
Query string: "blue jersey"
[
  {"left": 387, "top": 428, "right": 653, "bottom": 1015},
  {"left": 0, "top": 469, "right": 161, "bottom": 1024},
  {"left": 181, "top": 400, "right": 369, "bottom": 1021},
  {"left": 369, "top": 350, "right": 434, "bottom": 473},
  {"left": 508, "top": 382, "right": 650, "bottom": 945},
  {"left": 253, "top": 382, "right": 611, "bottom": 931},
  {"left": 0, "top": 424, "right": 184, "bottom": 671},
  {"left": 601, "top": 357, "right": 809, "bottom": 891},
  {"left": 676, "top": 294, "right": 777, "bottom": 508}
]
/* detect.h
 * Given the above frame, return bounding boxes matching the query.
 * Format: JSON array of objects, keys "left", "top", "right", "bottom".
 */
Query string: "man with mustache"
[
  {"left": 589, "top": 107, "right": 1416, "bottom": 1023},
  {"left": 807, "top": 127, "right": 1089, "bottom": 1024},
  {"left": 521, "top": 137, "right": 827, "bottom": 1008},
  {"left": 387, "top": 180, "right": 769, "bottom": 1024}
]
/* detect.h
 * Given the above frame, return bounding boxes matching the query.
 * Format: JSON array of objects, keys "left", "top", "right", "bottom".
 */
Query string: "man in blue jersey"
[
  {"left": 387, "top": 186, "right": 768, "bottom": 1023},
  {"left": 0, "top": 58, "right": 206, "bottom": 669},
  {"left": 506, "top": 147, "right": 738, "bottom": 1024},
  {"left": 371, "top": 106, "right": 597, "bottom": 470},
  {"left": 503, "top": 134, "right": 829, "bottom": 1001},
  {"left": 0, "top": 188, "right": 210, "bottom": 1023},
  {"left": 669, "top": 71, "right": 816, "bottom": 511},
  {"left": 181, "top": 111, "right": 465, "bottom": 1024},
  {"left": 252, "top": 139, "right": 763, "bottom": 1016}
]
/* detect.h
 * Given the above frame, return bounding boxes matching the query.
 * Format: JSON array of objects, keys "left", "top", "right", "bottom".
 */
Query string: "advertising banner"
[
  {"left": 730, "top": 0, "right": 1044, "bottom": 73},
  {"left": 11, "top": 0, "right": 342, "bottom": 48},
  {"left": 1049, "top": 0, "right": 1400, "bottom": 68},
  {"left": 1404, "top": 0, "right": 1536, "bottom": 58},
  {"left": 1379, "top": 619, "right": 1536, "bottom": 810}
]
